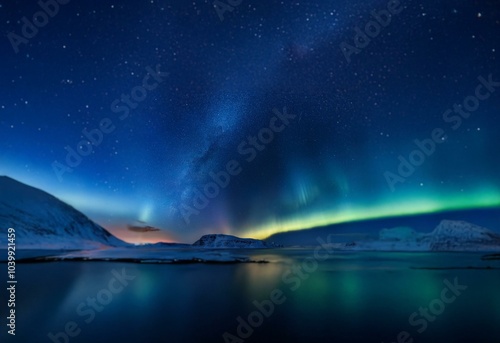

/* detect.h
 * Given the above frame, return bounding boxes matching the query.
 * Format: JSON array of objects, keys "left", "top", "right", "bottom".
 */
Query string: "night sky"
[{"left": 1, "top": 0, "right": 499, "bottom": 243}]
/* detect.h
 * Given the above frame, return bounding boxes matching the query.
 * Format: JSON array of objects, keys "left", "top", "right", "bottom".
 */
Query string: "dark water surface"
[{"left": 2, "top": 250, "right": 500, "bottom": 343}]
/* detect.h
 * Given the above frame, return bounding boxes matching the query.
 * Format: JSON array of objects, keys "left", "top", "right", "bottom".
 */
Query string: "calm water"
[{"left": 2, "top": 250, "right": 500, "bottom": 343}]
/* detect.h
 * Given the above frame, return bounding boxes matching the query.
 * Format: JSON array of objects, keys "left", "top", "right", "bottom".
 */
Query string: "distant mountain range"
[
  {"left": 193, "top": 234, "right": 281, "bottom": 248},
  {"left": 266, "top": 208, "right": 500, "bottom": 246},
  {"left": 1, "top": 176, "right": 499, "bottom": 252},
  {"left": 339, "top": 220, "right": 500, "bottom": 252},
  {"left": 0, "top": 177, "right": 276, "bottom": 250}
]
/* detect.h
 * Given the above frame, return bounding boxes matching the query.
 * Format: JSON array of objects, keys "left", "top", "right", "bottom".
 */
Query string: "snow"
[
  {"left": 3, "top": 176, "right": 496, "bottom": 256},
  {"left": 342, "top": 220, "right": 500, "bottom": 252},
  {"left": 0, "top": 176, "right": 127, "bottom": 249},
  {"left": 0, "top": 177, "right": 279, "bottom": 262},
  {"left": 192, "top": 234, "right": 281, "bottom": 248},
  {"left": 379, "top": 226, "right": 421, "bottom": 241},
  {"left": 430, "top": 220, "right": 500, "bottom": 250},
  {"left": 15, "top": 247, "right": 267, "bottom": 264}
]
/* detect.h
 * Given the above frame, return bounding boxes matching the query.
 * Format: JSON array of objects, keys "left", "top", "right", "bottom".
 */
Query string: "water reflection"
[{"left": 4, "top": 251, "right": 500, "bottom": 343}]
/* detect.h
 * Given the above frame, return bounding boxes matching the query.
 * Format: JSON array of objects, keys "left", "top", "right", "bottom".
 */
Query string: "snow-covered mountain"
[
  {"left": 0, "top": 176, "right": 128, "bottom": 249},
  {"left": 193, "top": 234, "right": 280, "bottom": 248},
  {"left": 429, "top": 220, "right": 500, "bottom": 251},
  {"left": 343, "top": 220, "right": 500, "bottom": 252}
]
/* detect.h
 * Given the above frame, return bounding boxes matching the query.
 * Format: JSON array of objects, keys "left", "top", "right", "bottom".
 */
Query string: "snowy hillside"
[
  {"left": 0, "top": 176, "right": 127, "bottom": 249},
  {"left": 429, "top": 220, "right": 500, "bottom": 251},
  {"left": 193, "top": 234, "right": 280, "bottom": 248},
  {"left": 343, "top": 220, "right": 500, "bottom": 252}
]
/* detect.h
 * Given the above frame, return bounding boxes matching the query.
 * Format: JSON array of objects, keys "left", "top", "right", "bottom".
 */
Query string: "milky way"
[{"left": 1, "top": 0, "right": 499, "bottom": 243}]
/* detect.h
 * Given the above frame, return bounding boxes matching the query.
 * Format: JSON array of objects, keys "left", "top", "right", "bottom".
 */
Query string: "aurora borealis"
[{"left": 1, "top": 0, "right": 499, "bottom": 243}]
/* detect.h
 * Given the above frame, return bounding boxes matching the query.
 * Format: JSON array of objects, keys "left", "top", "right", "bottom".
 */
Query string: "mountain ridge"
[
  {"left": 340, "top": 220, "right": 500, "bottom": 252},
  {"left": 192, "top": 234, "right": 281, "bottom": 248},
  {"left": 0, "top": 176, "right": 127, "bottom": 249}
]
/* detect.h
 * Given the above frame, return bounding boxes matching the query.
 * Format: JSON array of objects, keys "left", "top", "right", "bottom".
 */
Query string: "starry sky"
[{"left": 1, "top": 0, "right": 499, "bottom": 243}]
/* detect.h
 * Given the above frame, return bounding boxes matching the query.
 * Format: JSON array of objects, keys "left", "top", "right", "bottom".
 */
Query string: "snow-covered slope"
[
  {"left": 343, "top": 220, "right": 500, "bottom": 252},
  {"left": 0, "top": 176, "right": 127, "bottom": 249},
  {"left": 192, "top": 234, "right": 280, "bottom": 249},
  {"left": 429, "top": 220, "right": 500, "bottom": 251}
]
